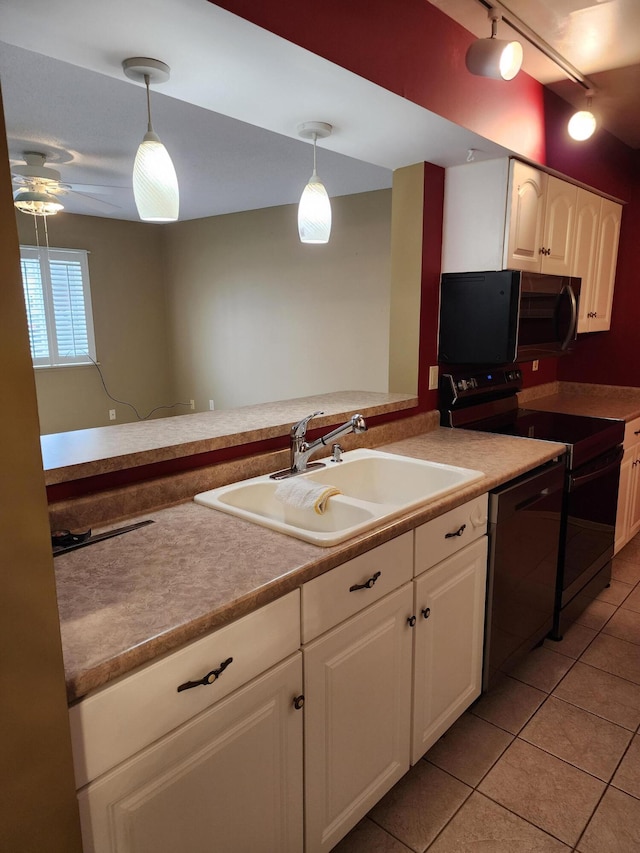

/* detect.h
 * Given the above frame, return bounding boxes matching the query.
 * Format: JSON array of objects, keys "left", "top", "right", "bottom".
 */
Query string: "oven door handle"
[
  {"left": 569, "top": 446, "right": 623, "bottom": 490},
  {"left": 559, "top": 284, "right": 578, "bottom": 351}
]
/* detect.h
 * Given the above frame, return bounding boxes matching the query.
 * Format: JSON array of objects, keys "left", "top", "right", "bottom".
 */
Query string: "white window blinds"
[{"left": 19, "top": 246, "right": 96, "bottom": 367}]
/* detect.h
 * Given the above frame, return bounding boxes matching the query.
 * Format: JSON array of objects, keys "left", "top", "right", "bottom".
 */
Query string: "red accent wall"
[
  {"left": 213, "top": 1, "right": 639, "bottom": 392},
  {"left": 418, "top": 163, "right": 445, "bottom": 412},
  {"left": 213, "top": 0, "right": 546, "bottom": 162}
]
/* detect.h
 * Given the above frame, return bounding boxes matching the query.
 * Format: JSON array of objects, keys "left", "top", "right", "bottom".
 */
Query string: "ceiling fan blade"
[
  {"left": 66, "top": 182, "right": 130, "bottom": 195},
  {"left": 65, "top": 189, "right": 122, "bottom": 211}
]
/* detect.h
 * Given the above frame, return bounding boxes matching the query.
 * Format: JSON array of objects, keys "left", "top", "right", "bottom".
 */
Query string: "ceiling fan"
[{"left": 11, "top": 151, "right": 125, "bottom": 215}]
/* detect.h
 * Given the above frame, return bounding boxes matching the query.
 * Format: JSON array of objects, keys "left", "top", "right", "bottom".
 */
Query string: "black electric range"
[{"left": 440, "top": 366, "right": 624, "bottom": 643}]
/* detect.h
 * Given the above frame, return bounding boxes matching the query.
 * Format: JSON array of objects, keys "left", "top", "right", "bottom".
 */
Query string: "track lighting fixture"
[
  {"left": 465, "top": 7, "right": 523, "bottom": 81},
  {"left": 297, "top": 121, "right": 333, "bottom": 244},
  {"left": 568, "top": 92, "right": 597, "bottom": 141},
  {"left": 123, "top": 57, "right": 179, "bottom": 222}
]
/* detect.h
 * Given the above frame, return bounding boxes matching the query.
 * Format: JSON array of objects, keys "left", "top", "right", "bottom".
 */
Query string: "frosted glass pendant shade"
[
  {"left": 133, "top": 130, "right": 179, "bottom": 222},
  {"left": 298, "top": 172, "right": 332, "bottom": 244},
  {"left": 568, "top": 110, "right": 597, "bottom": 141}
]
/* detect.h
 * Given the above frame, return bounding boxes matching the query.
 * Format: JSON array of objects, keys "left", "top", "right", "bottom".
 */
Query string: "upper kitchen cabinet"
[
  {"left": 574, "top": 194, "right": 622, "bottom": 333},
  {"left": 442, "top": 158, "right": 622, "bottom": 334}
]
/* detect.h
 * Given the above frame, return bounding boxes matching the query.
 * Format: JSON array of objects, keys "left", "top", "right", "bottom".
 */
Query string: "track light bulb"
[{"left": 568, "top": 96, "right": 597, "bottom": 141}]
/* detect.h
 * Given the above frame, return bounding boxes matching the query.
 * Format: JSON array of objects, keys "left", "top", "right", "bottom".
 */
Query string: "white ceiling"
[
  {"left": 0, "top": 0, "right": 637, "bottom": 221},
  {"left": 0, "top": 0, "right": 511, "bottom": 220}
]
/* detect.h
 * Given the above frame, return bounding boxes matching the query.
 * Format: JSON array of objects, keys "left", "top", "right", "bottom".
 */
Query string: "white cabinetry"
[
  {"left": 573, "top": 191, "right": 621, "bottom": 332},
  {"left": 72, "top": 591, "right": 303, "bottom": 853},
  {"left": 442, "top": 158, "right": 622, "bottom": 334},
  {"left": 505, "top": 164, "right": 577, "bottom": 276},
  {"left": 302, "top": 496, "right": 488, "bottom": 852},
  {"left": 616, "top": 416, "right": 640, "bottom": 553},
  {"left": 301, "top": 534, "right": 413, "bottom": 853},
  {"left": 303, "top": 584, "right": 413, "bottom": 853},
  {"left": 78, "top": 654, "right": 303, "bottom": 853},
  {"left": 412, "top": 537, "right": 487, "bottom": 763},
  {"left": 73, "top": 494, "right": 490, "bottom": 853}
]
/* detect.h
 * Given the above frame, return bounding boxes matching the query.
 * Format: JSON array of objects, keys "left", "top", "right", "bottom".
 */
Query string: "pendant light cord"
[
  {"left": 144, "top": 73, "right": 153, "bottom": 132},
  {"left": 312, "top": 133, "right": 318, "bottom": 177}
]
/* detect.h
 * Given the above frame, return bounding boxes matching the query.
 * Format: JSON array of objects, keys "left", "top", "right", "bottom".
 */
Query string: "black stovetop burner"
[{"left": 439, "top": 366, "right": 624, "bottom": 469}]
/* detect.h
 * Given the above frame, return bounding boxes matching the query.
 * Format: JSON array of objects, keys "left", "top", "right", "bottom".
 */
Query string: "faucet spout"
[{"left": 270, "top": 412, "right": 368, "bottom": 479}]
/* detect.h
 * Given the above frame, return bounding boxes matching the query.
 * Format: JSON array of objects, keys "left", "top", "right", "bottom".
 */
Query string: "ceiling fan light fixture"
[
  {"left": 123, "top": 57, "right": 179, "bottom": 223},
  {"left": 297, "top": 121, "right": 332, "bottom": 244},
  {"left": 13, "top": 188, "right": 63, "bottom": 216},
  {"left": 465, "top": 10, "right": 523, "bottom": 81}
]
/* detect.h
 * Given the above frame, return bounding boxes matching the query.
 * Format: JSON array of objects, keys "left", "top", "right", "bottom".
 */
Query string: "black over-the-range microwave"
[{"left": 438, "top": 270, "right": 581, "bottom": 364}]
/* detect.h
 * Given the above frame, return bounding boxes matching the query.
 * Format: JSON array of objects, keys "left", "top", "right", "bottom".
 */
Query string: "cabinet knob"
[
  {"left": 634, "top": 429, "right": 640, "bottom": 436},
  {"left": 407, "top": 615, "right": 417, "bottom": 627},
  {"left": 177, "top": 657, "right": 233, "bottom": 692},
  {"left": 293, "top": 694, "right": 305, "bottom": 710},
  {"left": 349, "top": 571, "right": 381, "bottom": 592},
  {"left": 421, "top": 607, "right": 431, "bottom": 619}
]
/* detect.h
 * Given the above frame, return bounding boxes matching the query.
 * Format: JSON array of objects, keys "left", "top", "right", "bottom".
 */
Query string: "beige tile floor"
[{"left": 335, "top": 537, "right": 640, "bottom": 853}]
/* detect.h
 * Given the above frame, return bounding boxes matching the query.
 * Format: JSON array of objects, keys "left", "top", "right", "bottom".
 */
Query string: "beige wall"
[
  {"left": 388, "top": 164, "right": 424, "bottom": 396},
  {"left": 17, "top": 188, "right": 394, "bottom": 433},
  {"left": 162, "top": 189, "right": 392, "bottom": 410},
  {"left": 17, "top": 212, "right": 176, "bottom": 433},
  {"left": 0, "top": 89, "right": 82, "bottom": 851}
]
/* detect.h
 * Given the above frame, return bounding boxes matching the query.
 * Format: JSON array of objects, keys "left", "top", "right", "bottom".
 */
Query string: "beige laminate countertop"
[
  {"left": 55, "top": 427, "right": 564, "bottom": 704},
  {"left": 41, "top": 390, "right": 417, "bottom": 485},
  {"left": 519, "top": 382, "right": 640, "bottom": 422}
]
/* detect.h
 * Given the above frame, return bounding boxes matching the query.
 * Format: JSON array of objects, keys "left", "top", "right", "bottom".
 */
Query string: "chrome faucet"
[{"left": 270, "top": 411, "right": 367, "bottom": 479}]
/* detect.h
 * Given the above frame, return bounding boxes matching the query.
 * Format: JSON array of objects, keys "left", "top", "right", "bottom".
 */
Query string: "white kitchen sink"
[{"left": 194, "top": 448, "right": 484, "bottom": 546}]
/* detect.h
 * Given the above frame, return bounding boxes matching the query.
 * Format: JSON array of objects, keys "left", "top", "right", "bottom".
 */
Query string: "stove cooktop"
[{"left": 456, "top": 407, "right": 624, "bottom": 469}]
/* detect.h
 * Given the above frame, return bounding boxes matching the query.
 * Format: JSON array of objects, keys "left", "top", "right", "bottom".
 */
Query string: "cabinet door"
[
  {"left": 628, "top": 459, "right": 640, "bottom": 542},
  {"left": 615, "top": 446, "right": 634, "bottom": 554},
  {"left": 573, "top": 188, "right": 602, "bottom": 333},
  {"left": 411, "top": 537, "right": 487, "bottom": 764},
  {"left": 505, "top": 162, "right": 547, "bottom": 272},
  {"left": 540, "top": 176, "right": 577, "bottom": 276},
  {"left": 78, "top": 654, "right": 303, "bottom": 853},
  {"left": 590, "top": 198, "right": 622, "bottom": 332},
  {"left": 303, "top": 584, "right": 413, "bottom": 853}
]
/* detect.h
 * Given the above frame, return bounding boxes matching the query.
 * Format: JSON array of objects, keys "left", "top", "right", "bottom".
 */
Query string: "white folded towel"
[{"left": 274, "top": 479, "right": 341, "bottom": 515}]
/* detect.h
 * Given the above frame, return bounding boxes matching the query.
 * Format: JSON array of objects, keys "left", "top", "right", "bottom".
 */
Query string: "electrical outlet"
[
  {"left": 209, "top": 400, "right": 215, "bottom": 410},
  {"left": 190, "top": 399, "right": 195, "bottom": 410},
  {"left": 428, "top": 365, "right": 439, "bottom": 391},
  {"left": 109, "top": 409, "right": 116, "bottom": 421},
  {"left": 532, "top": 360, "right": 539, "bottom": 372}
]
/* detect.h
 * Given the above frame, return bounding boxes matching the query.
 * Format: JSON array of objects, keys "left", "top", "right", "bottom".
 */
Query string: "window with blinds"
[{"left": 19, "top": 246, "right": 96, "bottom": 367}]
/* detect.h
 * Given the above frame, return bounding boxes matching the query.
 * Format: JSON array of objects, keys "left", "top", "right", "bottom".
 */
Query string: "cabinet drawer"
[
  {"left": 624, "top": 416, "right": 640, "bottom": 449},
  {"left": 414, "top": 494, "right": 488, "bottom": 576},
  {"left": 301, "top": 533, "right": 413, "bottom": 643},
  {"left": 70, "top": 590, "right": 300, "bottom": 788}
]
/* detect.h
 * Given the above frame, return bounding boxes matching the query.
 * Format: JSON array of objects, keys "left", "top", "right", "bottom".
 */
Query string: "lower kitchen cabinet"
[
  {"left": 77, "top": 653, "right": 304, "bottom": 853},
  {"left": 411, "top": 537, "right": 488, "bottom": 763},
  {"left": 303, "top": 584, "right": 414, "bottom": 853},
  {"left": 72, "top": 495, "right": 490, "bottom": 853},
  {"left": 615, "top": 416, "right": 640, "bottom": 553}
]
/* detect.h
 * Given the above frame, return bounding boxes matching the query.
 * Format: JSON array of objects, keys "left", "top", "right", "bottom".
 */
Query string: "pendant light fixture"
[
  {"left": 297, "top": 121, "right": 333, "bottom": 244},
  {"left": 568, "top": 92, "right": 597, "bottom": 141},
  {"left": 122, "top": 57, "right": 179, "bottom": 222},
  {"left": 465, "top": 7, "right": 523, "bottom": 81}
]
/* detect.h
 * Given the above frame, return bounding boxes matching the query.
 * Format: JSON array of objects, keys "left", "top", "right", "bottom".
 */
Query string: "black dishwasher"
[{"left": 485, "top": 459, "right": 565, "bottom": 689}]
